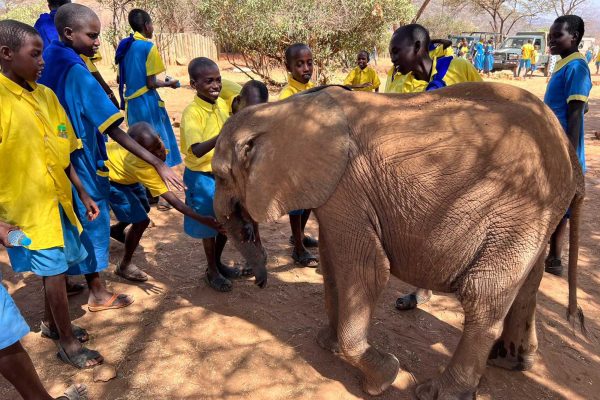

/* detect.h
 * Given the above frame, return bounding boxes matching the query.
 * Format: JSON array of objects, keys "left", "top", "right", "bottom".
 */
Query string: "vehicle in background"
[
  {"left": 493, "top": 32, "right": 548, "bottom": 75},
  {"left": 579, "top": 37, "right": 596, "bottom": 54}
]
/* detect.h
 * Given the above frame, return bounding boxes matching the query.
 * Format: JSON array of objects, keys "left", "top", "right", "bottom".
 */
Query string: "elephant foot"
[
  {"left": 415, "top": 379, "right": 476, "bottom": 400},
  {"left": 360, "top": 352, "right": 400, "bottom": 396},
  {"left": 487, "top": 339, "right": 535, "bottom": 371},
  {"left": 316, "top": 326, "right": 340, "bottom": 354}
]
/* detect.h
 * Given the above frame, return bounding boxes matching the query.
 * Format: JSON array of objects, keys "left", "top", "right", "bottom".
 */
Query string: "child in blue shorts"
[
  {"left": 544, "top": 15, "right": 592, "bottom": 276},
  {"left": 108, "top": 122, "right": 224, "bottom": 282},
  {"left": 39, "top": 4, "right": 184, "bottom": 313},
  {"left": 180, "top": 58, "right": 254, "bottom": 292},
  {"left": 0, "top": 20, "right": 103, "bottom": 369},
  {"left": 1, "top": 222, "right": 88, "bottom": 399}
]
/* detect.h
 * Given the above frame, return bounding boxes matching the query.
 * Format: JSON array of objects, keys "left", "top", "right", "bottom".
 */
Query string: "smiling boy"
[{"left": 343, "top": 50, "right": 380, "bottom": 92}]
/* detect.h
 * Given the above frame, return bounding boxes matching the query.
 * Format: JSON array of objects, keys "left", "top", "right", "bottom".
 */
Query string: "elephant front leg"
[{"left": 488, "top": 252, "right": 544, "bottom": 371}]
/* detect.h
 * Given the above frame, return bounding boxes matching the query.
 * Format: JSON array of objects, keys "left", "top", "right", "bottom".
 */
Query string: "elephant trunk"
[{"left": 222, "top": 205, "right": 268, "bottom": 288}]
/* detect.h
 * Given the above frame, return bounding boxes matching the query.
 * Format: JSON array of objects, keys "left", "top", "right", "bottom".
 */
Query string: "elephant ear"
[{"left": 237, "top": 89, "right": 351, "bottom": 222}]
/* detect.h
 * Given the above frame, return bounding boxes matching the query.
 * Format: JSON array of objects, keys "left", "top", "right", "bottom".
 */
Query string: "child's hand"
[
  {"left": 361, "top": 82, "right": 372, "bottom": 88},
  {"left": 157, "top": 164, "right": 186, "bottom": 192},
  {"left": 201, "top": 217, "right": 226, "bottom": 235},
  {"left": 81, "top": 195, "right": 100, "bottom": 221},
  {"left": 169, "top": 79, "right": 180, "bottom": 89},
  {"left": 0, "top": 221, "right": 18, "bottom": 248}
]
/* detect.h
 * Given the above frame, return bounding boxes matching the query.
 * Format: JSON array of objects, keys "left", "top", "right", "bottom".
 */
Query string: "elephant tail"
[{"left": 567, "top": 190, "right": 586, "bottom": 337}]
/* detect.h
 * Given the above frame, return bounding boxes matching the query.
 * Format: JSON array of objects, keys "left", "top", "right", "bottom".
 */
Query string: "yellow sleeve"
[
  {"left": 343, "top": 69, "right": 356, "bottom": 86},
  {"left": 371, "top": 69, "right": 381, "bottom": 90},
  {"left": 220, "top": 79, "right": 242, "bottom": 112},
  {"left": 129, "top": 156, "right": 169, "bottom": 197},
  {"left": 445, "top": 47, "right": 455, "bottom": 56},
  {"left": 181, "top": 107, "right": 206, "bottom": 151},
  {"left": 81, "top": 55, "right": 98, "bottom": 73},
  {"left": 429, "top": 45, "right": 445, "bottom": 59},
  {"left": 146, "top": 45, "right": 166, "bottom": 76},
  {"left": 279, "top": 86, "right": 294, "bottom": 100}
]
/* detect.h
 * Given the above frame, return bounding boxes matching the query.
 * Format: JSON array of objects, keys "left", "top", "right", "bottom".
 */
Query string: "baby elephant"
[{"left": 212, "top": 83, "right": 584, "bottom": 399}]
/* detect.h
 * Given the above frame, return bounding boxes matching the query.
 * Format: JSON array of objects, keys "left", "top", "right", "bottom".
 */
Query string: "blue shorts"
[
  {"left": 183, "top": 168, "right": 218, "bottom": 239},
  {"left": 6, "top": 206, "right": 88, "bottom": 277},
  {"left": 0, "top": 275, "right": 29, "bottom": 350},
  {"left": 70, "top": 197, "right": 111, "bottom": 275},
  {"left": 519, "top": 59, "right": 531, "bottom": 69},
  {"left": 109, "top": 182, "right": 150, "bottom": 224}
]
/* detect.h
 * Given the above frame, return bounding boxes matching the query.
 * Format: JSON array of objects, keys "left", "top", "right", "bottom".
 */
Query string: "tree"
[
  {"left": 194, "top": 0, "right": 414, "bottom": 85},
  {"left": 0, "top": 0, "right": 46, "bottom": 25},
  {"left": 468, "top": 0, "right": 549, "bottom": 37},
  {"left": 550, "top": 0, "right": 588, "bottom": 16}
]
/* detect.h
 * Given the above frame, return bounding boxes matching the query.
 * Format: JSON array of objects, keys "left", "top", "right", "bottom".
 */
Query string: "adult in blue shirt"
[{"left": 544, "top": 15, "right": 592, "bottom": 276}]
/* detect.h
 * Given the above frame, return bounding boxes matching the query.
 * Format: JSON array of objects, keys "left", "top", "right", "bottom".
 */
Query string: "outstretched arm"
[
  {"left": 431, "top": 39, "right": 452, "bottom": 49},
  {"left": 160, "top": 191, "right": 225, "bottom": 234},
  {"left": 106, "top": 125, "right": 185, "bottom": 191},
  {"left": 65, "top": 164, "right": 99, "bottom": 221},
  {"left": 146, "top": 74, "right": 179, "bottom": 89}
]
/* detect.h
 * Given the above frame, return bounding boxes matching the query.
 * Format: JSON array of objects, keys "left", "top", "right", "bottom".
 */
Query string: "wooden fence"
[{"left": 96, "top": 32, "right": 219, "bottom": 66}]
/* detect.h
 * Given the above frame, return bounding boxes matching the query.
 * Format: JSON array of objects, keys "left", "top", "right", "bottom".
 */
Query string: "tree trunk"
[{"left": 412, "top": 0, "right": 433, "bottom": 23}]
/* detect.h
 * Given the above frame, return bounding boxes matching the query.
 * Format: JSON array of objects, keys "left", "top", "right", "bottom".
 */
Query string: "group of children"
[{"left": 0, "top": 1, "right": 593, "bottom": 397}]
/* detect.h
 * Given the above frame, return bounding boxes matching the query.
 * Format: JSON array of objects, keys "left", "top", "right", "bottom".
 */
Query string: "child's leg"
[
  {"left": 203, "top": 237, "right": 232, "bottom": 292},
  {"left": 44, "top": 275, "right": 101, "bottom": 367},
  {"left": 289, "top": 214, "right": 305, "bottom": 253},
  {"left": 110, "top": 221, "right": 130, "bottom": 244},
  {"left": 0, "top": 341, "right": 53, "bottom": 400},
  {"left": 545, "top": 218, "right": 567, "bottom": 275},
  {"left": 115, "top": 219, "right": 150, "bottom": 282}
]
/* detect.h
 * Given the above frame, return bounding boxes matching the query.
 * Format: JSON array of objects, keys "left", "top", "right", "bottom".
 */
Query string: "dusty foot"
[
  {"left": 115, "top": 262, "right": 148, "bottom": 282},
  {"left": 57, "top": 383, "right": 88, "bottom": 399},
  {"left": 487, "top": 339, "right": 535, "bottom": 371},
  {"left": 316, "top": 327, "right": 340, "bottom": 354},
  {"left": 415, "top": 379, "right": 476, "bottom": 400},
  {"left": 360, "top": 352, "right": 400, "bottom": 396}
]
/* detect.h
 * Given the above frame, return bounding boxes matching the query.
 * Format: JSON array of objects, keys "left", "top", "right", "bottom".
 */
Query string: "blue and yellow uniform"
[
  {"left": 40, "top": 40, "right": 124, "bottom": 275},
  {"left": 0, "top": 73, "right": 88, "bottom": 277},
  {"left": 473, "top": 41, "right": 485, "bottom": 71},
  {"left": 0, "top": 271, "right": 29, "bottom": 351},
  {"left": 106, "top": 141, "right": 169, "bottom": 224},
  {"left": 279, "top": 76, "right": 315, "bottom": 215},
  {"left": 544, "top": 52, "right": 592, "bottom": 172},
  {"left": 343, "top": 65, "right": 381, "bottom": 92},
  {"left": 117, "top": 32, "right": 182, "bottom": 167},
  {"left": 180, "top": 96, "right": 229, "bottom": 238},
  {"left": 483, "top": 43, "right": 494, "bottom": 72},
  {"left": 33, "top": 9, "right": 59, "bottom": 49}
]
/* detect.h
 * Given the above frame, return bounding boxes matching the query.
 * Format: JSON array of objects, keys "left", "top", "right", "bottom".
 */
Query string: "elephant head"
[{"left": 212, "top": 88, "right": 352, "bottom": 287}]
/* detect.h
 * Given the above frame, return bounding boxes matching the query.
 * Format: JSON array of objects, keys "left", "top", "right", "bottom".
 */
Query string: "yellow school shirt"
[
  {"left": 106, "top": 141, "right": 169, "bottom": 197},
  {"left": 531, "top": 50, "right": 539, "bottom": 64},
  {"left": 180, "top": 96, "right": 229, "bottom": 172},
  {"left": 220, "top": 79, "right": 242, "bottom": 114},
  {"left": 521, "top": 43, "right": 534, "bottom": 60},
  {"left": 0, "top": 73, "right": 82, "bottom": 250},
  {"left": 279, "top": 75, "right": 315, "bottom": 100},
  {"left": 343, "top": 66, "right": 381, "bottom": 91}
]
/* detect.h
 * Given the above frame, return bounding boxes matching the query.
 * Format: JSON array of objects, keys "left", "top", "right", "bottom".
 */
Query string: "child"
[
  {"left": 0, "top": 20, "right": 103, "bottom": 369},
  {"left": 483, "top": 39, "right": 494, "bottom": 77},
  {"left": 279, "top": 43, "right": 319, "bottom": 268},
  {"left": 115, "top": 8, "right": 182, "bottom": 169},
  {"left": 180, "top": 57, "right": 252, "bottom": 292},
  {"left": 473, "top": 37, "right": 485, "bottom": 73},
  {"left": 1, "top": 223, "right": 88, "bottom": 399},
  {"left": 544, "top": 15, "right": 592, "bottom": 276},
  {"left": 108, "top": 122, "right": 224, "bottom": 282},
  {"left": 343, "top": 50, "right": 380, "bottom": 92},
  {"left": 39, "top": 3, "right": 184, "bottom": 312},
  {"left": 231, "top": 79, "right": 270, "bottom": 114},
  {"left": 516, "top": 39, "right": 534, "bottom": 78},
  {"left": 529, "top": 44, "right": 540, "bottom": 78},
  {"left": 387, "top": 24, "right": 482, "bottom": 311},
  {"left": 428, "top": 38, "right": 454, "bottom": 58},
  {"left": 34, "top": 0, "right": 118, "bottom": 109},
  {"left": 459, "top": 38, "right": 470, "bottom": 59},
  {"left": 595, "top": 48, "right": 600, "bottom": 75}
]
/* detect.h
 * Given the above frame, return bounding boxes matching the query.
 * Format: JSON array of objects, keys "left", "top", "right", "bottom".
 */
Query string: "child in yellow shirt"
[
  {"left": 108, "top": 122, "right": 223, "bottom": 282},
  {"left": 343, "top": 50, "right": 380, "bottom": 92},
  {"left": 279, "top": 43, "right": 319, "bottom": 268}
]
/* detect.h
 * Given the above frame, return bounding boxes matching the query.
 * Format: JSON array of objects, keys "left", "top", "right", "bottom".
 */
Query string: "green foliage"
[
  {"left": 195, "top": 0, "right": 415, "bottom": 84},
  {"left": 419, "top": 14, "right": 477, "bottom": 39},
  {"left": 0, "top": 1, "right": 46, "bottom": 26}
]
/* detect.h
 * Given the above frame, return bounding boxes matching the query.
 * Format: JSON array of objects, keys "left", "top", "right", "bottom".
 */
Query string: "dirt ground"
[{"left": 1, "top": 65, "right": 600, "bottom": 400}]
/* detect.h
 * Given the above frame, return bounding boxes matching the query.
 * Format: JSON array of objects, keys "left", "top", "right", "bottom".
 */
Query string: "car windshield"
[{"left": 502, "top": 37, "right": 542, "bottom": 49}]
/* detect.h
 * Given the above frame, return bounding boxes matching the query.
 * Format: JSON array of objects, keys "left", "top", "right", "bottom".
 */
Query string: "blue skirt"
[
  {"left": 474, "top": 54, "right": 485, "bottom": 70},
  {"left": 183, "top": 168, "right": 218, "bottom": 239},
  {"left": 70, "top": 197, "right": 111, "bottom": 275},
  {"left": 109, "top": 182, "right": 150, "bottom": 224},
  {"left": 0, "top": 276, "right": 29, "bottom": 350},
  {"left": 7, "top": 206, "right": 88, "bottom": 277},
  {"left": 127, "top": 90, "right": 182, "bottom": 167}
]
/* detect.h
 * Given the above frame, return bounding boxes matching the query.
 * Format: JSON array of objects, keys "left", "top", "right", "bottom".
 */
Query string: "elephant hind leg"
[
  {"left": 316, "top": 228, "right": 341, "bottom": 354},
  {"left": 488, "top": 247, "right": 545, "bottom": 371}
]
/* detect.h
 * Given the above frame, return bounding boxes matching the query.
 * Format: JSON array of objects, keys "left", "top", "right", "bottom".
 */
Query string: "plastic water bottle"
[
  {"left": 165, "top": 75, "right": 181, "bottom": 88},
  {"left": 7, "top": 230, "right": 31, "bottom": 247}
]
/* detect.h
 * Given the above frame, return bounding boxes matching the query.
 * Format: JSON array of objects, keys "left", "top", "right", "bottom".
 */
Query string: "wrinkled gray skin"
[{"left": 212, "top": 83, "right": 584, "bottom": 399}]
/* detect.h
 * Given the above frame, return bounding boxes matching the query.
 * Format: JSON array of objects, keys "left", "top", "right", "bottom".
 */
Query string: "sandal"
[
  {"left": 291, "top": 249, "right": 319, "bottom": 268},
  {"left": 218, "top": 263, "right": 254, "bottom": 279},
  {"left": 57, "top": 384, "right": 88, "bottom": 400},
  {"left": 66, "top": 281, "right": 86, "bottom": 297},
  {"left": 395, "top": 290, "right": 432, "bottom": 311},
  {"left": 115, "top": 263, "right": 148, "bottom": 282},
  {"left": 545, "top": 257, "right": 563, "bottom": 276},
  {"left": 204, "top": 271, "right": 232, "bottom": 292},
  {"left": 40, "top": 321, "right": 89, "bottom": 343},
  {"left": 56, "top": 344, "right": 103, "bottom": 369},
  {"left": 88, "top": 293, "right": 134, "bottom": 312},
  {"left": 288, "top": 235, "right": 319, "bottom": 248}
]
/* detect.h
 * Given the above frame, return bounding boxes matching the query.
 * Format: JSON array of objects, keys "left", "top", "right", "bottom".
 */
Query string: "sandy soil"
[{"left": 1, "top": 65, "right": 600, "bottom": 400}]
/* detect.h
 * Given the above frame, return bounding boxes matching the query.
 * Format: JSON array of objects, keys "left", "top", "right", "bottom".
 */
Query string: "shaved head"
[
  {"left": 188, "top": 57, "right": 218, "bottom": 80},
  {"left": 391, "top": 24, "right": 430, "bottom": 49},
  {"left": 54, "top": 3, "right": 99, "bottom": 37},
  {"left": 128, "top": 122, "right": 159, "bottom": 146}
]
